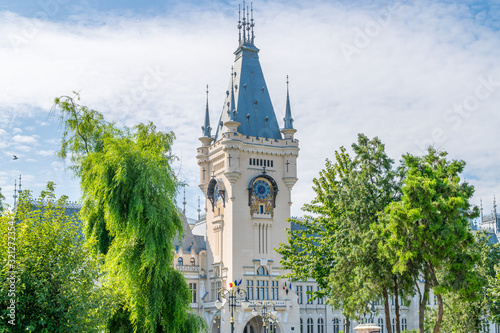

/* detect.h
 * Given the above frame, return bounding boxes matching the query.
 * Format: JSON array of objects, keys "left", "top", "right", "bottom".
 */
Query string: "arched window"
[
  {"left": 307, "top": 318, "right": 313, "bottom": 333},
  {"left": 378, "top": 318, "right": 384, "bottom": 333},
  {"left": 392, "top": 318, "right": 395, "bottom": 333},
  {"left": 178, "top": 257, "right": 183, "bottom": 266},
  {"left": 257, "top": 266, "right": 268, "bottom": 275},
  {"left": 300, "top": 318, "right": 303, "bottom": 333},
  {"left": 190, "top": 257, "right": 195, "bottom": 266},
  {"left": 333, "top": 318, "right": 340, "bottom": 333},
  {"left": 402, "top": 318, "right": 407, "bottom": 330},
  {"left": 317, "top": 318, "right": 324, "bottom": 333}
]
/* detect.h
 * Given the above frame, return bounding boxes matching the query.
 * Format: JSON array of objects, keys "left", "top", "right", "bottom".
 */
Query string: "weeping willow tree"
[{"left": 54, "top": 94, "right": 207, "bottom": 333}]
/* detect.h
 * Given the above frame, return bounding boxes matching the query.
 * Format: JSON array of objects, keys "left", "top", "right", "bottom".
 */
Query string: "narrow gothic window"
[
  {"left": 307, "top": 318, "right": 313, "bottom": 333},
  {"left": 178, "top": 257, "right": 183, "bottom": 266},
  {"left": 378, "top": 318, "right": 384, "bottom": 333},
  {"left": 246, "top": 280, "right": 254, "bottom": 300},
  {"left": 402, "top": 318, "right": 407, "bottom": 330},
  {"left": 189, "top": 283, "right": 197, "bottom": 303},
  {"left": 318, "top": 318, "right": 324, "bottom": 333},
  {"left": 333, "top": 318, "right": 340, "bottom": 333},
  {"left": 190, "top": 257, "right": 195, "bottom": 266}
]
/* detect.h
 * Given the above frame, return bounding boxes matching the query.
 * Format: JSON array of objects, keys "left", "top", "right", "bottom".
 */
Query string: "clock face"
[{"left": 253, "top": 180, "right": 271, "bottom": 199}]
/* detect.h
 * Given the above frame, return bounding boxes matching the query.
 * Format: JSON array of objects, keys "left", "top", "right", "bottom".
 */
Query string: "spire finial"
[
  {"left": 197, "top": 196, "right": 201, "bottom": 221},
  {"left": 246, "top": 4, "right": 251, "bottom": 42},
  {"left": 13, "top": 179, "right": 17, "bottom": 204},
  {"left": 238, "top": 4, "right": 242, "bottom": 43},
  {"left": 283, "top": 75, "right": 294, "bottom": 130},
  {"left": 250, "top": 2, "right": 255, "bottom": 43},
  {"left": 182, "top": 187, "right": 187, "bottom": 215},
  {"left": 480, "top": 198, "right": 483, "bottom": 221},
  {"left": 202, "top": 84, "right": 212, "bottom": 138},
  {"left": 242, "top": 1, "right": 247, "bottom": 43},
  {"left": 18, "top": 175, "right": 22, "bottom": 195}
]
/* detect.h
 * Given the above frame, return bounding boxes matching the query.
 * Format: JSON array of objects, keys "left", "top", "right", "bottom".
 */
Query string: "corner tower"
[{"left": 197, "top": 3, "right": 299, "bottom": 332}]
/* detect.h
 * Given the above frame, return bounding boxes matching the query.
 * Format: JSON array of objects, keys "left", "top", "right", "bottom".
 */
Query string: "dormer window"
[
  {"left": 178, "top": 257, "right": 183, "bottom": 266},
  {"left": 257, "top": 266, "right": 269, "bottom": 275},
  {"left": 190, "top": 258, "right": 196, "bottom": 266}
]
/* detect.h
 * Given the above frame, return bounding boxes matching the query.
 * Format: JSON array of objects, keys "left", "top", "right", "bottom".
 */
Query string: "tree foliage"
[
  {"left": 424, "top": 232, "right": 499, "bottom": 333},
  {"left": 381, "top": 148, "right": 480, "bottom": 333},
  {"left": 278, "top": 134, "right": 409, "bottom": 333},
  {"left": 53, "top": 94, "right": 207, "bottom": 333},
  {"left": 0, "top": 183, "right": 109, "bottom": 332}
]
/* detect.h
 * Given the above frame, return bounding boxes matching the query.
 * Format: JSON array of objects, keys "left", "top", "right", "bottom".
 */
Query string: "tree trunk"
[
  {"left": 394, "top": 276, "right": 401, "bottom": 333},
  {"left": 433, "top": 293, "right": 444, "bottom": 333},
  {"left": 416, "top": 274, "right": 430, "bottom": 333},
  {"left": 383, "top": 288, "right": 393, "bottom": 333},
  {"left": 428, "top": 264, "right": 443, "bottom": 333}
]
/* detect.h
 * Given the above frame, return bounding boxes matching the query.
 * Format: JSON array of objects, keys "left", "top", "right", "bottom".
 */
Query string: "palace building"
[{"left": 172, "top": 4, "right": 500, "bottom": 333}]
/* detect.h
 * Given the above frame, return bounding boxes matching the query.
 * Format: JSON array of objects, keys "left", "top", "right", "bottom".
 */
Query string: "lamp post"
[
  {"left": 252, "top": 301, "right": 279, "bottom": 333},
  {"left": 215, "top": 287, "right": 250, "bottom": 333}
]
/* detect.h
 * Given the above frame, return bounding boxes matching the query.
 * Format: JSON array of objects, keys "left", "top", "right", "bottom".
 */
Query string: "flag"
[
  {"left": 229, "top": 282, "right": 233, "bottom": 288},
  {"left": 283, "top": 282, "right": 286, "bottom": 290},
  {"left": 238, "top": 279, "right": 242, "bottom": 286},
  {"left": 289, "top": 282, "right": 293, "bottom": 290}
]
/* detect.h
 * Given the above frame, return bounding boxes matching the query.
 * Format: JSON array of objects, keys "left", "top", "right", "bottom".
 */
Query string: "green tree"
[
  {"left": 0, "top": 183, "right": 109, "bottom": 332},
  {"left": 424, "top": 231, "right": 498, "bottom": 333},
  {"left": 54, "top": 94, "right": 207, "bottom": 333},
  {"left": 278, "top": 134, "right": 410, "bottom": 333},
  {"left": 382, "top": 148, "right": 480, "bottom": 333},
  {"left": 0, "top": 188, "right": 5, "bottom": 213}
]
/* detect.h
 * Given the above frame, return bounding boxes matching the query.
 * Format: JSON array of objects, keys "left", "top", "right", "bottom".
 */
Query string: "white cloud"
[
  {"left": 0, "top": 1, "right": 499, "bottom": 215},
  {"left": 36, "top": 149, "right": 55, "bottom": 157},
  {"left": 11, "top": 135, "right": 37, "bottom": 145}
]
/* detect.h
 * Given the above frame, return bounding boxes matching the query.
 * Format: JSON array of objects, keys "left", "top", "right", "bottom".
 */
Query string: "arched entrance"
[
  {"left": 210, "top": 318, "right": 221, "bottom": 333},
  {"left": 243, "top": 315, "right": 281, "bottom": 333}
]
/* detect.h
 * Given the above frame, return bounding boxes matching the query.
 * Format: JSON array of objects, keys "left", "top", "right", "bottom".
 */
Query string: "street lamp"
[
  {"left": 215, "top": 287, "right": 250, "bottom": 333},
  {"left": 251, "top": 301, "right": 279, "bottom": 333}
]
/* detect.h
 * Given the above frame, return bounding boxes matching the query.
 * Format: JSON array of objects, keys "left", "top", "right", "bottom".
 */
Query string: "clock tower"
[{"left": 197, "top": 4, "right": 300, "bottom": 332}]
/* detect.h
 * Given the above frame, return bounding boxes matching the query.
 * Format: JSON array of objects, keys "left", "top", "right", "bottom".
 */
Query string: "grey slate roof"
[
  {"left": 213, "top": 41, "right": 282, "bottom": 141},
  {"left": 174, "top": 212, "right": 206, "bottom": 254}
]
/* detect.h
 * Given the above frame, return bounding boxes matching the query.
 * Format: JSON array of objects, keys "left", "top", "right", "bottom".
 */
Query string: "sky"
[{"left": 0, "top": 0, "right": 499, "bottom": 221}]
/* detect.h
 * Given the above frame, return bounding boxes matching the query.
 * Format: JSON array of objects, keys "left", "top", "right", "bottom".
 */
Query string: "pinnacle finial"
[
  {"left": 202, "top": 84, "right": 212, "bottom": 138},
  {"left": 250, "top": 2, "right": 255, "bottom": 43},
  {"left": 197, "top": 196, "right": 201, "bottom": 221},
  {"left": 183, "top": 187, "right": 187, "bottom": 215},
  {"left": 283, "top": 75, "right": 294, "bottom": 130}
]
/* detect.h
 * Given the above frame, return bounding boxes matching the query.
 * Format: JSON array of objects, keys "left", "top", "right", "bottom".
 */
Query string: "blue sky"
[{"left": 1, "top": 0, "right": 499, "bottom": 219}]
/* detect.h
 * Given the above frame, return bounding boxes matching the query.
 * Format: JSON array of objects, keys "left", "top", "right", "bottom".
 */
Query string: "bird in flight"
[{"left": 13, "top": 155, "right": 18, "bottom": 160}]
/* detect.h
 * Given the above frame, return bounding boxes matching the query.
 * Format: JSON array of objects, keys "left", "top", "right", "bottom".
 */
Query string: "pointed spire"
[
  {"left": 197, "top": 196, "right": 201, "bottom": 221},
  {"left": 480, "top": 198, "right": 483, "bottom": 221},
  {"left": 283, "top": 75, "right": 294, "bottom": 129},
  {"left": 202, "top": 85, "right": 212, "bottom": 138},
  {"left": 238, "top": 1, "right": 255, "bottom": 46},
  {"left": 183, "top": 187, "right": 187, "bottom": 215},
  {"left": 18, "top": 175, "right": 22, "bottom": 196},
  {"left": 250, "top": 2, "right": 255, "bottom": 43},
  {"left": 228, "top": 67, "right": 237, "bottom": 121},
  {"left": 13, "top": 178, "right": 18, "bottom": 205}
]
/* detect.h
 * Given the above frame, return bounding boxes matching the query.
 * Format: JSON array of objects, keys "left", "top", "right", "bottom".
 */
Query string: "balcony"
[{"left": 176, "top": 265, "right": 200, "bottom": 272}]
